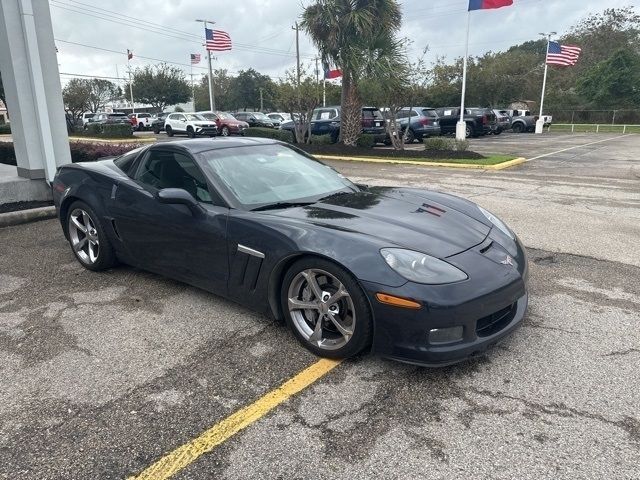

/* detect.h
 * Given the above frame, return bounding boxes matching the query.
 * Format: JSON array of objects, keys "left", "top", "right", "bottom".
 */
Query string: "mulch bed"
[
  {"left": 297, "top": 144, "right": 485, "bottom": 160},
  {"left": 0, "top": 200, "right": 54, "bottom": 214}
]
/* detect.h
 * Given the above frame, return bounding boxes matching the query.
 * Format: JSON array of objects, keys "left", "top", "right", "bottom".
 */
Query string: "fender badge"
[{"left": 501, "top": 256, "right": 514, "bottom": 266}]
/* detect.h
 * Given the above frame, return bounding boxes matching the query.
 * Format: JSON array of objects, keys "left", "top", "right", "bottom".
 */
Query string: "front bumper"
[
  {"left": 196, "top": 126, "right": 218, "bottom": 136},
  {"left": 365, "top": 235, "right": 529, "bottom": 367}
]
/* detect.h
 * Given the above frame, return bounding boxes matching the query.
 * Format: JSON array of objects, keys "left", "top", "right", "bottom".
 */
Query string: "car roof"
[{"left": 148, "top": 137, "right": 279, "bottom": 155}]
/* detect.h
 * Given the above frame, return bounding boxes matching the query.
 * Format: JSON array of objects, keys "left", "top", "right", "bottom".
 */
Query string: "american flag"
[
  {"left": 190, "top": 53, "right": 201, "bottom": 65},
  {"left": 547, "top": 41, "right": 581, "bottom": 66},
  {"left": 205, "top": 28, "right": 232, "bottom": 52}
]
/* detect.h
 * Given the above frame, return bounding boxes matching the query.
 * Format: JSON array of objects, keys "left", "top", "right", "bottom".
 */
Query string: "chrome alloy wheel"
[
  {"left": 287, "top": 269, "right": 355, "bottom": 350},
  {"left": 69, "top": 208, "right": 100, "bottom": 265}
]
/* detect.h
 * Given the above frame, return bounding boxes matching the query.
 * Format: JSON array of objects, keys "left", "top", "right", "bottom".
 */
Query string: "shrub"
[
  {"left": 453, "top": 139, "right": 469, "bottom": 152},
  {"left": 0, "top": 124, "right": 11, "bottom": 135},
  {"left": 309, "top": 134, "right": 332, "bottom": 145},
  {"left": 244, "top": 127, "right": 293, "bottom": 143},
  {"left": 423, "top": 137, "right": 454, "bottom": 151},
  {"left": 356, "top": 134, "right": 375, "bottom": 148},
  {"left": 0, "top": 140, "right": 142, "bottom": 166},
  {"left": 85, "top": 123, "right": 133, "bottom": 138}
]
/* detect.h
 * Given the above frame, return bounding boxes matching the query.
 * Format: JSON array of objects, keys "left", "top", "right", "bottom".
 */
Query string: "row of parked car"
[{"left": 80, "top": 105, "right": 550, "bottom": 142}]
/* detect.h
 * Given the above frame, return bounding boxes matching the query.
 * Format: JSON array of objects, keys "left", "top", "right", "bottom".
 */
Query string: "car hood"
[
  {"left": 265, "top": 187, "right": 491, "bottom": 258},
  {"left": 223, "top": 119, "right": 248, "bottom": 127}
]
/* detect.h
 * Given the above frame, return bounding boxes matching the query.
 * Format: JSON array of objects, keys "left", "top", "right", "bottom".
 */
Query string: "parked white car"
[
  {"left": 81, "top": 112, "right": 95, "bottom": 126},
  {"left": 164, "top": 113, "right": 218, "bottom": 138},
  {"left": 129, "top": 112, "right": 153, "bottom": 131}
]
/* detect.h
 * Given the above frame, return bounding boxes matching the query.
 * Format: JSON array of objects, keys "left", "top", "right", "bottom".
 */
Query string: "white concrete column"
[{"left": 0, "top": 0, "right": 71, "bottom": 181}]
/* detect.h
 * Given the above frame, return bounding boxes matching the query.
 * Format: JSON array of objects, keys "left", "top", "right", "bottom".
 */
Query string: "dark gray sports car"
[{"left": 52, "top": 138, "right": 528, "bottom": 366}]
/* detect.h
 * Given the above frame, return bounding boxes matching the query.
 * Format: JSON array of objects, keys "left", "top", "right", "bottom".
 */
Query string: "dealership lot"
[{"left": 0, "top": 133, "right": 638, "bottom": 479}]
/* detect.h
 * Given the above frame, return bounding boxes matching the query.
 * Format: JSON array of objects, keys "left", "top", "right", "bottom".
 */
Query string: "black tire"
[
  {"left": 65, "top": 200, "right": 116, "bottom": 272},
  {"left": 512, "top": 123, "right": 524, "bottom": 134},
  {"left": 187, "top": 127, "right": 196, "bottom": 138},
  {"left": 494, "top": 128, "right": 502, "bottom": 135},
  {"left": 153, "top": 126, "right": 160, "bottom": 134},
  {"left": 281, "top": 257, "right": 373, "bottom": 359},
  {"left": 465, "top": 124, "right": 474, "bottom": 138},
  {"left": 166, "top": 125, "right": 174, "bottom": 137},
  {"left": 137, "top": 123, "right": 144, "bottom": 131},
  {"left": 404, "top": 128, "right": 415, "bottom": 144}
]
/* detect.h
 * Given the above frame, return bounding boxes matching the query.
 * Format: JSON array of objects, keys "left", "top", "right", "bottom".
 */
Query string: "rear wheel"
[
  {"left": 66, "top": 201, "right": 116, "bottom": 271},
  {"left": 137, "top": 123, "right": 145, "bottom": 131},
  {"left": 281, "top": 258, "right": 373, "bottom": 359},
  {"left": 404, "top": 128, "right": 415, "bottom": 143},
  {"left": 166, "top": 125, "right": 174, "bottom": 137},
  {"left": 512, "top": 123, "right": 524, "bottom": 134}
]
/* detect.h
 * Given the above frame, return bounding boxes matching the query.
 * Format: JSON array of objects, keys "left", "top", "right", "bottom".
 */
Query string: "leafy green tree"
[
  {"left": 62, "top": 78, "right": 91, "bottom": 121},
  {"left": 230, "top": 68, "right": 276, "bottom": 111},
  {"left": 194, "top": 69, "right": 235, "bottom": 112},
  {"left": 302, "top": 0, "right": 403, "bottom": 146},
  {"left": 577, "top": 48, "right": 640, "bottom": 108},
  {"left": 127, "top": 64, "right": 191, "bottom": 111},
  {"left": 87, "top": 79, "right": 120, "bottom": 113},
  {"left": 275, "top": 65, "right": 321, "bottom": 143}
]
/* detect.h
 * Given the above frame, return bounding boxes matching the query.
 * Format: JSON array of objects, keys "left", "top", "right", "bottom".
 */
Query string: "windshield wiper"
[{"left": 251, "top": 201, "right": 316, "bottom": 212}]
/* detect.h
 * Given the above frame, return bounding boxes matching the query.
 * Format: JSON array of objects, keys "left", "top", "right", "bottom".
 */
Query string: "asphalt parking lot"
[{"left": 1, "top": 132, "right": 638, "bottom": 479}]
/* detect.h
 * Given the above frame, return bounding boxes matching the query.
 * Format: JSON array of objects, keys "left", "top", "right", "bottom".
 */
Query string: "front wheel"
[
  {"left": 465, "top": 124, "right": 474, "bottom": 138},
  {"left": 221, "top": 126, "right": 230, "bottom": 136},
  {"left": 281, "top": 258, "right": 373, "bottom": 359},
  {"left": 165, "top": 125, "right": 174, "bottom": 137},
  {"left": 187, "top": 127, "right": 196, "bottom": 138},
  {"left": 404, "top": 128, "right": 415, "bottom": 144},
  {"left": 66, "top": 201, "right": 116, "bottom": 271}
]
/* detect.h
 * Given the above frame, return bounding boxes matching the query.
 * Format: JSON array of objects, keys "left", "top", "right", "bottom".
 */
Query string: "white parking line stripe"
[{"left": 526, "top": 134, "right": 631, "bottom": 162}]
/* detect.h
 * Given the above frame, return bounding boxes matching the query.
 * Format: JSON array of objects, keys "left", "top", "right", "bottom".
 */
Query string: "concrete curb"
[
  {"left": 69, "top": 136, "right": 156, "bottom": 144},
  {"left": 315, "top": 155, "right": 527, "bottom": 170},
  {"left": 0, "top": 206, "right": 56, "bottom": 228}
]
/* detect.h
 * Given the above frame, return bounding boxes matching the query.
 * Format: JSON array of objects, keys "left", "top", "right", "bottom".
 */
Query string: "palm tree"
[{"left": 301, "top": 0, "right": 403, "bottom": 146}]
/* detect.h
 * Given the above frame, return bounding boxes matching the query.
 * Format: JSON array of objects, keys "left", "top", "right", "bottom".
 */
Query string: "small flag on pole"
[
  {"left": 205, "top": 28, "right": 232, "bottom": 51},
  {"left": 324, "top": 68, "right": 342, "bottom": 79},
  {"left": 127, "top": 49, "right": 133, "bottom": 60},
  {"left": 468, "top": 0, "right": 513, "bottom": 10},
  {"left": 190, "top": 53, "right": 201, "bottom": 65},
  {"left": 546, "top": 42, "right": 582, "bottom": 66}
]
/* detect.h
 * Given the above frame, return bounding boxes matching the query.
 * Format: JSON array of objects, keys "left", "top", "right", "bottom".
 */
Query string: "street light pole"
[
  {"left": 196, "top": 18, "right": 216, "bottom": 112},
  {"left": 536, "top": 31, "right": 556, "bottom": 134}
]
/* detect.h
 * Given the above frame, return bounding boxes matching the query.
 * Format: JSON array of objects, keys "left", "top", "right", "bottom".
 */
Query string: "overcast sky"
[{"left": 50, "top": 0, "right": 639, "bottom": 88}]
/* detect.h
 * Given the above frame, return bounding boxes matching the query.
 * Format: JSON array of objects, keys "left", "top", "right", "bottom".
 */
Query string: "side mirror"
[{"left": 157, "top": 188, "right": 205, "bottom": 216}]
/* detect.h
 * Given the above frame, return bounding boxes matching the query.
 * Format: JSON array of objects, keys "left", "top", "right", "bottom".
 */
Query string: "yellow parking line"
[{"left": 128, "top": 358, "right": 342, "bottom": 480}]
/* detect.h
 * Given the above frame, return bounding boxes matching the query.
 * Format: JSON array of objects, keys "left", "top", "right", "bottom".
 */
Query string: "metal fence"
[
  {"left": 548, "top": 109, "right": 640, "bottom": 125},
  {"left": 548, "top": 124, "right": 640, "bottom": 134}
]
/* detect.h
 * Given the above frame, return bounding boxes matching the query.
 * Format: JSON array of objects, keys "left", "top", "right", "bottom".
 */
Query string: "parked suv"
[
  {"left": 394, "top": 107, "right": 441, "bottom": 143},
  {"left": 282, "top": 106, "right": 386, "bottom": 143},
  {"left": 233, "top": 111, "right": 276, "bottom": 128},
  {"left": 85, "top": 112, "right": 131, "bottom": 130},
  {"left": 197, "top": 111, "right": 249, "bottom": 136},
  {"left": 435, "top": 107, "right": 496, "bottom": 137},
  {"left": 128, "top": 112, "right": 153, "bottom": 131},
  {"left": 164, "top": 113, "right": 217, "bottom": 138}
]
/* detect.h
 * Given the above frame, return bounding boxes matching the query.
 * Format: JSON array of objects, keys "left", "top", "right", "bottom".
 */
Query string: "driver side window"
[{"left": 136, "top": 150, "right": 213, "bottom": 203}]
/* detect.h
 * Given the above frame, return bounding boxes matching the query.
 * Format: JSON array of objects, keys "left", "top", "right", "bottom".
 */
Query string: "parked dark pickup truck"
[
  {"left": 281, "top": 106, "right": 386, "bottom": 143},
  {"left": 435, "top": 107, "right": 496, "bottom": 138}
]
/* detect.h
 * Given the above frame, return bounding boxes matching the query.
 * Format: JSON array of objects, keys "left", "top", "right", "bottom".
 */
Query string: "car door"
[{"left": 109, "top": 147, "right": 229, "bottom": 293}]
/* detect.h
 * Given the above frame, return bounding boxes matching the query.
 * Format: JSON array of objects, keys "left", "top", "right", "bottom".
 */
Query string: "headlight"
[
  {"left": 381, "top": 248, "right": 468, "bottom": 284},
  {"left": 478, "top": 206, "right": 514, "bottom": 240}
]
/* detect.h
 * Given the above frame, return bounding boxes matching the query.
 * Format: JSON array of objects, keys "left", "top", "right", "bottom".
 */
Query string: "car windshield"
[
  {"left": 253, "top": 112, "right": 270, "bottom": 120},
  {"left": 199, "top": 113, "right": 217, "bottom": 120},
  {"left": 186, "top": 114, "right": 205, "bottom": 121},
  {"left": 216, "top": 112, "right": 235, "bottom": 120},
  {"left": 200, "top": 144, "right": 356, "bottom": 209}
]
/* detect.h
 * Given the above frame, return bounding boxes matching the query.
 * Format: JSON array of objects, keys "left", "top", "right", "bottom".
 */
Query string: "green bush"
[
  {"left": 0, "top": 140, "right": 142, "bottom": 166},
  {"left": 423, "top": 137, "right": 454, "bottom": 151},
  {"left": 244, "top": 127, "right": 293, "bottom": 143},
  {"left": 85, "top": 123, "right": 133, "bottom": 138},
  {"left": 356, "top": 134, "right": 375, "bottom": 148},
  {"left": 309, "top": 134, "right": 332, "bottom": 145},
  {"left": 453, "top": 139, "right": 469, "bottom": 152},
  {"left": 0, "top": 124, "right": 11, "bottom": 135},
  {"left": 0, "top": 141, "right": 17, "bottom": 165}
]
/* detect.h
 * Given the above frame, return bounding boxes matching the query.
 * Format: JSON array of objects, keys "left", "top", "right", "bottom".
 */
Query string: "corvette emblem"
[{"left": 501, "top": 256, "right": 514, "bottom": 266}]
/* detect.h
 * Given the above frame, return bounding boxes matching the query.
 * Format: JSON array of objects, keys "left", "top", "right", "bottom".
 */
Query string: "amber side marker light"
[{"left": 375, "top": 293, "right": 422, "bottom": 309}]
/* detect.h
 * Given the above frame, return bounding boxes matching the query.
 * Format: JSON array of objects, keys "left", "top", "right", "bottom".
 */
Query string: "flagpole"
[
  {"left": 190, "top": 60, "right": 195, "bottom": 112},
  {"left": 323, "top": 78, "right": 326, "bottom": 107},
  {"left": 197, "top": 19, "right": 216, "bottom": 111},
  {"left": 456, "top": 11, "right": 471, "bottom": 141},
  {"left": 127, "top": 52, "right": 135, "bottom": 114},
  {"left": 536, "top": 32, "right": 555, "bottom": 134}
]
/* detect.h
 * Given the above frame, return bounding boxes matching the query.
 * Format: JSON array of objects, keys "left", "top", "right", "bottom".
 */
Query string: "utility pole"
[
  {"left": 292, "top": 22, "right": 300, "bottom": 86},
  {"left": 259, "top": 88, "right": 263, "bottom": 111},
  {"left": 314, "top": 56, "right": 320, "bottom": 104},
  {"left": 196, "top": 19, "right": 216, "bottom": 111},
  {"left": 127, "top": 51, "right": 135, "bottom": 114},
  {"left": 536, "top": 31, "right": 556, "bottom": 134}
]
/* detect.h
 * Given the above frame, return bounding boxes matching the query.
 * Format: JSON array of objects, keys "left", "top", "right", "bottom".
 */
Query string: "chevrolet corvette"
[{"left": 52, "top": 138, "right": 528, "bottom": 366}]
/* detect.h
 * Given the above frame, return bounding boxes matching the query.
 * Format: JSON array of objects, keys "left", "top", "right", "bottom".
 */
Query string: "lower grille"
[{"left": 476, "top": 303, "right": 516, "bottom": 337}]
